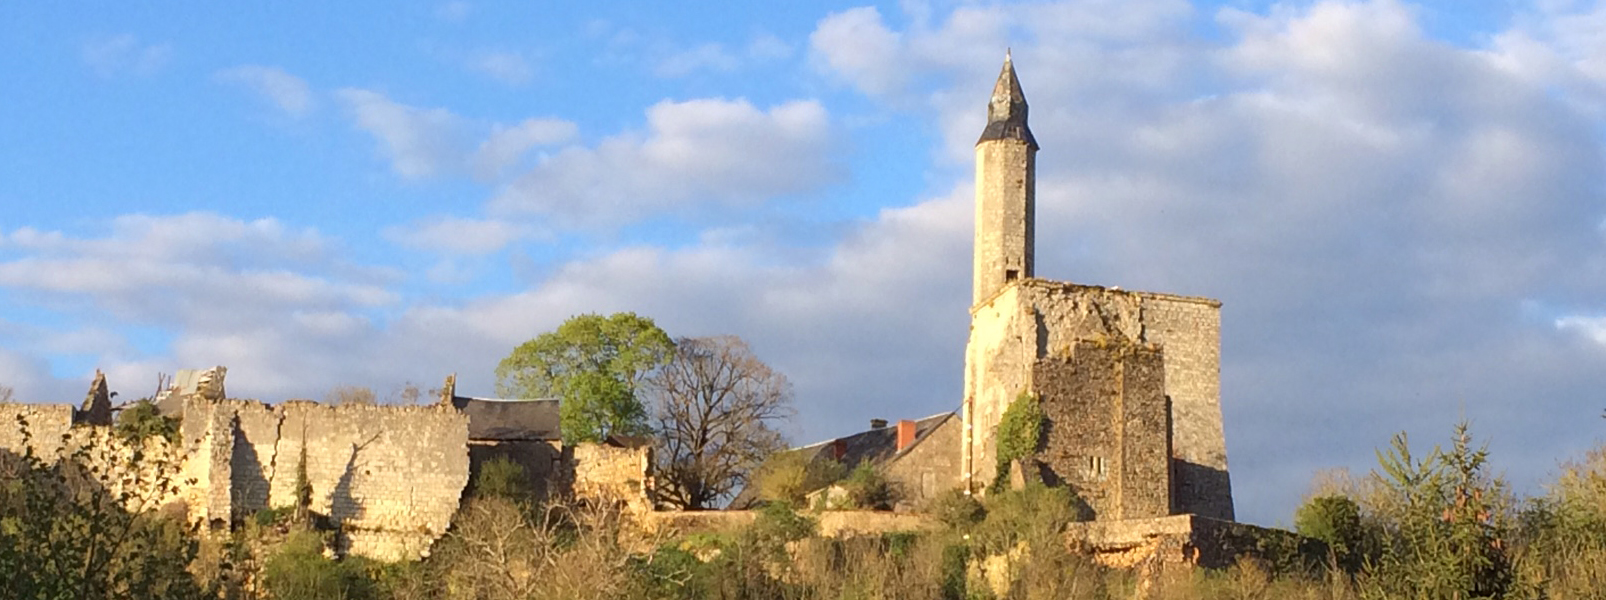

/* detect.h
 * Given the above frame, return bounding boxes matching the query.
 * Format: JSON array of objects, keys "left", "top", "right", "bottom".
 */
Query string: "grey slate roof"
[{"left": 450, "top": 396, "right": 561, "bottom": 441}]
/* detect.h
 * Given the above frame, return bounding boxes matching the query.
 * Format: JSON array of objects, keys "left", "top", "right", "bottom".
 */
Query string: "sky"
[{"left": 2, "top": 0, "right": 1605, "bottom": 525}]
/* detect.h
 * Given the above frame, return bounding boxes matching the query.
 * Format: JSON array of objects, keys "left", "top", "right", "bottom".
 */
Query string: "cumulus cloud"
[
  {"left": 654, "top": 43, "right": 741, "bottom": 78},
  {"left": 336, "top": 89, "right": 474, "bottom": 179},
  {"left": 81, "top": 34, "right": 171, "bottom": 78},
  {"left": 216, "top": 65, "right": 315, "bottom": 117},
  {"left": 337, "top": 89, "right": 575, "bottom": 182},
  {"left": 491, "top": 98, "right": 841, "bottom": 224},
  {"left": 381, "top": 216, "right": 530, "bottom": 256},
  {"left": 795, "top": 0, "right": 1606, "bottom": 524},
  {"left": 472, "top": 118, "right": 577, "bottom": 179},
  {"left": 0, "top": 213, "right": 393, "bottom": 329}
]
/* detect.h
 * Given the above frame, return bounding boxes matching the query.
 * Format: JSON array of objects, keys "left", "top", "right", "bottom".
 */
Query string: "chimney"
[
  {"left": 869, "top": 418, "right": 888, "bottom": 429},
  {"left": 896, "top": 419, "right": 917, "bottom": 452}
]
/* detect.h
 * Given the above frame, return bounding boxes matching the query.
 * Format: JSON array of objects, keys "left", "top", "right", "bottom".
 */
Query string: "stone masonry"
[{"left": 1032, "top": 339, "right": 1170, "bottom": 520}]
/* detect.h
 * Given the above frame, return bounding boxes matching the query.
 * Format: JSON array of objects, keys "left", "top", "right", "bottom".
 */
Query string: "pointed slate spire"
[{"left": 977, "top": 50, "right": 1038, "bottom": 149}]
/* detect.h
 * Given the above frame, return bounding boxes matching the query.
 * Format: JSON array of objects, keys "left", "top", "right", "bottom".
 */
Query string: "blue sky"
[{"left": 3, "top": 0, "right": 1606, "bottom": 524}]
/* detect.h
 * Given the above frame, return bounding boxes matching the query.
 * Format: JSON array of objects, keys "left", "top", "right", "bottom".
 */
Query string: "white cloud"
[
  {"left": 216, "top": 65, "right": 315, "bottom": 117},
  {"left": 810, "top": 7, "right": 909, "bottom": 98},
  {"left": 797, "top": 0, "right": 1606, "bottom": 525},
  {"left": 81, "top": 34, "right": 171, "bottom": 78},
  {"left": 336, "top": 89, "right": 575, "bottom": 182},
  {"left": 0, "top": 213, "right": 393, "bottom": 329},
  {"left": 491, "top": 98, "right": 840, "bottom": 224},
  {"left": 381, "top": 216, "right": 530, "bottom": 256},
  {"left": 654, "top": 43, "right": 740, "bottom": 78},
  {"left": 1557, "top": 315, "right": 1606, "bottom": 346},
  {"left": 469, "top": 51, "right": 534, "bottom": 85},
  {"left": 336, "top": 89, "right": 475, "bottom": 179},
  {"left": 472, "top": 118, "right": 577, "bottom": 179}
]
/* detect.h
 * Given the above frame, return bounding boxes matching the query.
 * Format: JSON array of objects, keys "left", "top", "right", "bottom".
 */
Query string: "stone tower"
[
  {"left": 973, "top": 51, "right": 1037, "bottom": 306},
  {"left": 960, "top": 54, "right": 1234, "bottom": 520}
]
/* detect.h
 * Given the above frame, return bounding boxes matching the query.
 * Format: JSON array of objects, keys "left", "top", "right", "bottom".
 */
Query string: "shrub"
[
  {"left": 474, "top": 455, "right": 531, "bottom": 501},
  {"left": 839, "top": 462, "right": 895, "bottom": 510},
  {"left": 973, "top": 482, "right": 1081, "bottom": 556},
  {"left": 928, "top": 488, "right": 986, "bottom": 531},
  {"left": 1295, "top": 494, "right": 1363, "bottom": 571},
  {"left": 262, "top": 530, "right": 376, "bottom": 600},
  {"left": 114, "top": 399, "right": 179, "bottom": 444}
]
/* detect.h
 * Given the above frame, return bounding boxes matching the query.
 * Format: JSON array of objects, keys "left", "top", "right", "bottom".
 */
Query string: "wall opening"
[{"left": 1005, "top": 269, "right": 1019, "bottom": 282}]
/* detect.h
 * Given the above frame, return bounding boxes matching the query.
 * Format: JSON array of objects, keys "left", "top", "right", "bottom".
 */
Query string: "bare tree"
[
  {"left": 0, "top": 385, "right": 13, "bottom": 403},
  {"left": 648, "top": 335, "right": 793, "bottom": 509}
]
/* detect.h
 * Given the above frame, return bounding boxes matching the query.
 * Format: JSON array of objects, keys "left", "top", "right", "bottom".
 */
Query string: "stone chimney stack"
[{"left": 869, "top": 418, "right": 888, "bottom": 429}]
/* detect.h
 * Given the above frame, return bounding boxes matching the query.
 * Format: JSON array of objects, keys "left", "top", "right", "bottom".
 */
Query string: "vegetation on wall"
[
  {"left": 992, "top": 389, "right": 1043, "bottom": 492},
  {"left": 113, "top": 398, "right": 179, "bottom": 444}
]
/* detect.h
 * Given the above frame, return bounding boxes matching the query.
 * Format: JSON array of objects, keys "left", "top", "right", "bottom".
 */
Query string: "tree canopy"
[{"left": 495, "top": 312, "right": 674, "bottom": 444}]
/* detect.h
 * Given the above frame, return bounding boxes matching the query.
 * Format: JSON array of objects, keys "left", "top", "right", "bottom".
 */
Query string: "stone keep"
[{"left": 961, "top": 55, "right": 1235, "bottom": 521}]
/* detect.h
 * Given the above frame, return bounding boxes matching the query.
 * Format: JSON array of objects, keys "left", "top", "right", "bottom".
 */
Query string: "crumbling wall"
[
  {"left": 1033, "top": 340, "right": 1170, "bottom": 520},
  {"left": 571, "top": 442, "right": 653, "bottom": 513},
  {"left": 175, "top": 398, "right": 471, "bottom": 561},
  {"left": 0, "top": 404, "right": 189, "bottom": 515},
  {"left": 269, "top": 402, "right": 470, "bottom": 560}
]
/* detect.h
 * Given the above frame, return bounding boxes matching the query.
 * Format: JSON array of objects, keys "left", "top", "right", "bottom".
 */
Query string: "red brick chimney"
[{"left": 896, "top": 419, "right": 917, "bottom": 452}]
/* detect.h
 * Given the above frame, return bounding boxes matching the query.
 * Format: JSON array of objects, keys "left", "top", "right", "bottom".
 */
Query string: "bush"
[
  {"left": 114, "top": 399, "right": 179, "bottom": 444},
  {"left": 0, "top": 417, "right": 206, "bottom": 600},
  {"left": 839, "top": 462, "right": 895, "bottom": 510},
  {"left": 1294, "top": 494, "right": 1363, "bottom": 571},
  {"left": 973, "top": 482, "right": 1081, "bottom": 556},
  {"left": 928, "top": 488, "right": 985, "bottom": 531},
  {"left": 474, "top": 455, "right": 531, "bottom": 501},
  {"left": 262, "top": 530, "right": 376, "bottom": 600}
]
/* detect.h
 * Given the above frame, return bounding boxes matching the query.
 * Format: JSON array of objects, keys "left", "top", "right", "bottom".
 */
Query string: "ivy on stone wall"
[{"left": 993, "top": 390, "right": 1043, "bottom": 492}]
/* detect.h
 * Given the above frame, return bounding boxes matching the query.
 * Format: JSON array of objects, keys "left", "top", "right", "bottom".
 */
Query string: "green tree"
[
  {"left": 1364, "top": 422, "right": 1514, "bottom": 600},
  {"left": 495, "top": 312, "right": 674, "bottom": 444},
  {"left": 1294, "top": 494, "right": 1363, "bottom": 572}
]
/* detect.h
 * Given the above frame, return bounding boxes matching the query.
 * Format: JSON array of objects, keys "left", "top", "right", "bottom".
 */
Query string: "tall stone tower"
[
  {"left": 960, "top": 53, "right": 1234, "bottom": 520},
  {"left": 973, "top": 52, "right": 1037, "bottom": 306}
]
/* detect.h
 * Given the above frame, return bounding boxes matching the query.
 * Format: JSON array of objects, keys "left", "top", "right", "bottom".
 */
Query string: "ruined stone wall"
[
  {"left": 1, "top": 404, "right": 189, "bottom": 514},
  {"left": 963, "top": 280, "right": 1232, "bottom": 519},
  {"left": 1032, "top": 341, "right": 1170, "bottom": 520},
  {"left": 571, "top": 442, "right": 653, "bottom": 513},
  {"left": 881, "top": 416, "right": 961, "bottom": 508},
  {"left": 1138, "top": 294, "right": 1233, "bottom": 520},
  {"left": 177, "top": 399, "right": 471, "bottom": 561}
]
